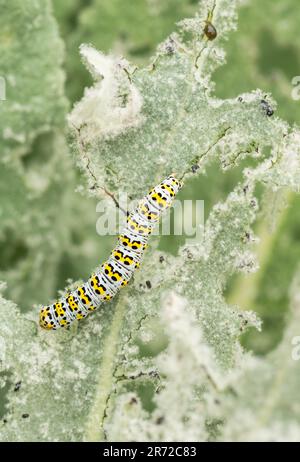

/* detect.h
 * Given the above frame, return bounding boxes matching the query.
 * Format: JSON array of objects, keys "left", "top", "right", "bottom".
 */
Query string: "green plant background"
[
  {"left": 51, "top": 0, "right": 300, "bottom": 356},
  {"left": 1, "top": 0, "right": 300, "bottom": 442}
]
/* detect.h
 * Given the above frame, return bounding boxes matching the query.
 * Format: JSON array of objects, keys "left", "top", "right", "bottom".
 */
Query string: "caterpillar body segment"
[{"left": 111, "top": 245, "right": 141, "bottom": 270}]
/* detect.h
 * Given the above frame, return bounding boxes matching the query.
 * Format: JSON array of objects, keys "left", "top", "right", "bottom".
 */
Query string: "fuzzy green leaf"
[{"left": 1, "top": 0, "right": 300, "bottom": 443}]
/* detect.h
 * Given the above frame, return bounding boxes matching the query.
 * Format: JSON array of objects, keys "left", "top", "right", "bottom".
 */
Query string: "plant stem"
[{"left": 84, "top": 294, "right": 127, "bottom": 441}]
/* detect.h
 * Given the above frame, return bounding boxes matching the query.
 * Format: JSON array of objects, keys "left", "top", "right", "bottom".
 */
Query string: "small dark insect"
[
  {"left": 204, "top": 21, "right": 217, "bottom": 40},
  {"left": 22, "top": 413, "right": 29, "bottom": 419},
  {"left": 145, "top": 280, "right": 152, "bottom": 289},
  {"left": 14, "top": 381, "right": 22, "bottom": 392},
  {"left": 191, "top": 164, "right": 199, "bottom": 173},
  {"left": 159, "top": 255, "right": 165, "bottom": 263},
  {"left": 261, "top": 99, "right": 274, "bottom": 117}
]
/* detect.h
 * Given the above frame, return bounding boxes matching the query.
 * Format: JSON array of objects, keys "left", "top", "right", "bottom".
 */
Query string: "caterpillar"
[{"left": 39, "top": 175, "right": 183, "bottom": 330}]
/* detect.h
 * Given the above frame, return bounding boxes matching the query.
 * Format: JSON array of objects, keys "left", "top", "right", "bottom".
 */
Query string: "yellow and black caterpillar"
[{"left": 39, "top": 175, "right": 183, "bottom": 330}]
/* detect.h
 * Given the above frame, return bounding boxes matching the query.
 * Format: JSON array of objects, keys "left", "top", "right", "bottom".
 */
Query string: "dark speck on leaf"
[
  {"left": 14, "top": 381, "right": 22, "bottom": 392},
  {"left": 156, "top": 416, "right": 165, "bottom": 425},
  {"left": 22, "top": 413, "right": 29, "bottom": 419},
  {"left": 243, "top": 232, "right": 250, "bottom": 243},
  {"left": 146, "top": 280, "right": 152, "bottom": 289},
  {"left": 243, "top": 184, "right": 249, "bottom": 194},
  {"left": 165, "top": 38, "right": 176, "bottom": 54}
]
